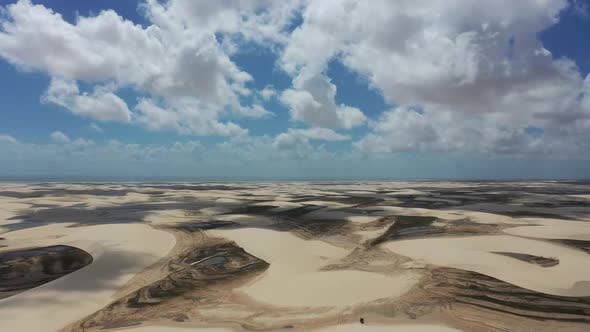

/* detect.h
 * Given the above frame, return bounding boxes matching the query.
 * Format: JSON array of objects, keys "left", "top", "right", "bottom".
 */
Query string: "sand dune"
[
  {"left": 209, "top": 228, "right": 420, "bottom": 307},
  {"left": 1, "top": 181, "right": 590, "bottom": 331},
  {"left": 503, "top": 218, "right": 590, "bottom": 240},
  {"left": 118, "top": 323, "right": 462, "bottom": 332},
  {"left": 313, "top": 324, "right": 462, "bottom": 331},
  {"left": 384, "top": 235, "right": 590, "bottom": 296},
  {"left": 121, "top": 327, "right": 232, "bottom": 332},
  {"left": 0, "top": 223, "right": 175, "bottom": 331}
]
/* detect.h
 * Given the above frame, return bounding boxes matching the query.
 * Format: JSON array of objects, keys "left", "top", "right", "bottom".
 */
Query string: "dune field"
[{"left": 1, "top": 181, "right": 590, "bottom": 331}]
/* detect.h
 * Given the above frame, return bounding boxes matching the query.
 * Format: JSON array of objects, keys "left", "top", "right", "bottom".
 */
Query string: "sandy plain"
[{"left": 0, "top": 181, "right": 589, "bottom": 331}]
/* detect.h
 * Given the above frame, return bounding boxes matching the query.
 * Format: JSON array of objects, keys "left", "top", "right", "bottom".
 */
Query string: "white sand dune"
[
  {"left": 1, "top": 182, "right": 588, "bottom": 331},
  {"left": 313, "top": 324, "right": 462, "bottom": 332},
  {"left": 0, "top": 223, "right": 175, "bottom": 332},
  {"left": 121, "top": 326, "right": 232, "bottom": 332},
  {"left": 502, "top": 218, "right": 590, "bottom": 241},
  {"left": 119, "top": 323, "right": 462, "bottom": 332},
  {"left": 384, "top": 235, "right": 590, "bottom": 296},
  {"left": 117, "top": 323, "right": 461, "bottom": 332},
  {"left": 209, "top": 228, "right": 419, "bottom": 308}
]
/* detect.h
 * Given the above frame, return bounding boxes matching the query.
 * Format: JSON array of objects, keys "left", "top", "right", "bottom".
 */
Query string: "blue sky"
[{"left": 0, "top": 0, "right": 589, "bottom": 180}]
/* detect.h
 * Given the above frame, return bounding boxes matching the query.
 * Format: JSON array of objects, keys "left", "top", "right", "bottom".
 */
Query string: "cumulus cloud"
[
  {"left": 279, "top": 67, "right": 366, "bottom": 130},
  {"left": 260, "top": 85, "right": 277, "bottom": 101},
  {"left": 233, "top": 104, "right": 272, "bottom": 119},
  {"left": 171, "top": 140, "right": 201, "bottom": 153},
  {"left": 273, "top": 131, "right": 314, "bottom": 159},
  {"left": 355, "top": 107, "right": 438, "bottom": 153},
  {"left": 291, "top": 127, "right": 350, "bottom": 141},
  {"left": 354, "top": 105, "right": 588, "bottom": 157},
  {"left": 143, "top": 0, "right": 304, "bottom": 46},
  {"left": 0, "top": 0, "right": 296, "bottom": 135},
  {"left": 89, "top": 123, "right": 103, "bottom": 133},
  {"left": 50, "top": 131, "right": 70, "bottom": 143},
  {"left": 43, "top": 77, "right": 131, "bottom": 122},
  {"left": 0, "top": 134, "right": 17, "bottom": 143},
  {"left": 1, "top": 0, "right": 589, "bottom": 158},
  {"left": 134, "top": 98, "right": 247, "bottom": 136},
  {"left": 271, "top": 127, "right": 347, "bottom": 160},
  {"left": 281, "top": 0, "right": 590, "bottom": 155},
  {"left": 280, "top": 71, "right": 366, "bottom": 129}
]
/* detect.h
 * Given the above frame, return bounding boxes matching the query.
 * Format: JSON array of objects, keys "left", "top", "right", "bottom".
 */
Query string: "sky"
[{"left": 0, "top": 0, "right": 589, "bottom": 180}]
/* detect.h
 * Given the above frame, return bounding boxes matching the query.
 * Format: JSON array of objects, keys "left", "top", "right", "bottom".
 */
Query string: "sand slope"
[
  {"left": 0, "top": 223, "right": 175, "bottom": 331},
  {"left": 209, "top": 228, "right": 419, "bottom": 307},
  {"left": 313, "top": 324, "right": 462, "bottom": 331},
  {"left": 384, "top": 235, "right": 590, "bottom": 296}
]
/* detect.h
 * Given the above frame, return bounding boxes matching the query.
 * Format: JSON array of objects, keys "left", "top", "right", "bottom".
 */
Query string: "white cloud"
[
  {"left": 89, "top": 123, "right": 103, "bottom": 132},
  {"left": 354, "top": 105, "right": 587, "bottom": 156},
  {"left": 144, "top": 0, "right": 304, "bottom": 46},
  {"left": 0, "top": 0, "right": 298, "bottom": 136},
  {"left": 1, "top": 0, "right": 589, "bottom": 157},
  {"left": 233, "top": 104, "right": 273, "bottom": 119},
  {"left": 134, "top": 99, "right": 182, "bottom": 133},
  {"left": 355, "top": 107, "right": 437, "bottom": 153},
  {"left": 280, "top": 0, "right": 590, "bottom": 155},
  {"left": 0, "top": 134, "right": 17, "bottom": 143},
  {"left": 271, "top": 127, "right": 347, "bottom": 160},
  {"left": 134, "top": 98, "right": 247, "bottom": 136},
  {"left": 280, "top": 72, "right": 366, "bottom": 129},
  {"left": 171, "top": 140, "right": 201, "bottom": 153},
  {"left": 280, "top": 67, "right": 366, "bottom": 129},
  {"left": 43, "top": 77, "right": 131, "bottom": 122},
  {"left": 292, "top": 127, "right": 350, "bottom": 141},
  {"left": 273, "top": 131, "right": 313, "bottom": 159},
  {"left": 50, "top": 131, "right": 70, "bottom": 143},
  {"left": 260, "top": 85, "right": 277, "bottom": 101}
]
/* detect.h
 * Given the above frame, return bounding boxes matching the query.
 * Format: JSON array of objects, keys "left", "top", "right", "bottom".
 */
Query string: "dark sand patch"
[
  {"left": 0, "top": 189, "right": 165, "bottom": 198},
  {"left": 168, "top": 220, "right": 240, "bottom": 232},
  {"left": 275, "top": 218, "right": 352, "bottom": 238},
  {"left": 369, "top": 216, "right": 439, "bottom": 246},
  {"left": 222, "top": 203, "right": 324, "bottom": 218},
  {"left": 492, "top": 252, "right": 559, "bottom": 267},
  {"left": 6, "top": 201, "right": 209, "bottom": 230},
  {"left": 140, "top": 184, "right": 250, "bottom": 192},
  {"left": 368, "top": 216, "right": 503, "bottom": 246},
  {"left": 293, "top": 196, "right": 384, "bottom": 207},
  {"left": 72, "top": 240, "right": 268, "bottom": 331},
  {"left": 414, "top": 267, "right": 590, "bottom": 323},
  {"left": 223, "top": 204, "right": 277, "bottom": 215},
  {"left": 551, "top": 239, "right": 590, "bottom": 254},
  {"left": 499, "top": 211, "right": 580, "bottom": 220},
  {"left": 0, "top": 245, "right": 93, "bottom": 299}
]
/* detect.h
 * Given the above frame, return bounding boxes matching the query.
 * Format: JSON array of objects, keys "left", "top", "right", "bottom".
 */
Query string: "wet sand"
[
  {"left": 0, "top": 223, "right": 175, "bottom": 331},
  {"left": 0, "top": 244, "right": 93, "bottom": 299}
]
